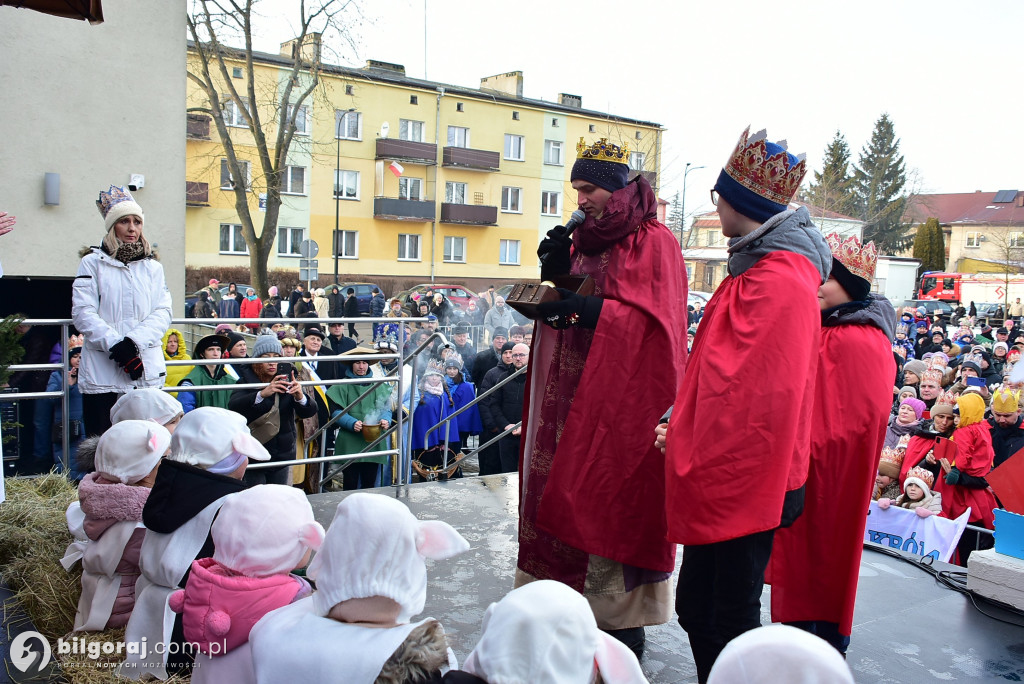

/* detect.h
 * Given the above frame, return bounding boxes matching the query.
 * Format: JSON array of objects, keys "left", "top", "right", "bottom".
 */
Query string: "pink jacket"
[
  {"left": 169, "top": 557, "right": 310, "bottom": 654},
  {"left": 78, "top": 473, "right": 149, "bottom": 629}
]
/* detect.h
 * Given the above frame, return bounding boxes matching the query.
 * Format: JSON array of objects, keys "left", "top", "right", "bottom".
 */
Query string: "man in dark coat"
[
  {"left": 343, "top": 288, "right": 360, "bottom": 338},
  {"left": 476, "top": 342, "right": 515, "bottom": 475},
  {"left": 451, "top": 321, "right": 477, "bottom": 380},
  {"left": 484, "top": 343, "right": 528, "bottom": 473},
  {"left": 471, "top": 326, "right": 508, "bottom": 385},
  {"left": 289, "top": 283, "right": 305, "bottom": 315},
  {"left": 293, "top": 290, "right": 314, "bottom": 318}
]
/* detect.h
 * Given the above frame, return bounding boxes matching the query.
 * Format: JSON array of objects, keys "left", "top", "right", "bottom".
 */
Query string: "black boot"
[{"left": 604, "top": 626, "right": 645, "bottom": 660}]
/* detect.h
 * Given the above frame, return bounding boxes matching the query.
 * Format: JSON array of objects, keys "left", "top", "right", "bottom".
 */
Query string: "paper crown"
[
  {"left": 934, "top": 390, "right": 958, "bottom": 410},
  {"left": 576, "top": 137, "right": 629, "bottom": 165},
  {"left": 825, "top": 233, "right": 879, "bottom": 282},
  {"left": 896, "top": 323, "right": 909, "bottom": 336},
  {"left": 961, "top": 352, "right": 983, "bottom": 368},
  {"left": 896, "top": 433, "right": 911, "bottom": 450},
  {"left": 373, "top": 331, "right": 398, "bottom": 352},
  {"left": 722, "top": 127, "right": 807, "bottom": 205},
  {"left": 423, "top": 358, "right": 445, "bottom": 377},
  {"left": 992, "top": 386, "right": 1022, "bottom": 413},
  {"left": 928, "top": 352, "right": 949, "bottom": 369},
  {"left": 921, "top": 368, "right": 944, "bottom": 384},
  {"left": 96, "top": 185, "right": 138, "bottom": 219},
  {"left": 878, "top": 446, "right": 904, "bottom": 478},
  {"left": 905, "top": 466, "right": 935, "bottom": 490}
]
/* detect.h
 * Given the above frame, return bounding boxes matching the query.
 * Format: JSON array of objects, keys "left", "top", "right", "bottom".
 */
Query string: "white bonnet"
[
  {"left": 168, "top": 406, "right": 270, "bottom": 470},
  {"left": 707, "top": 625, "right": 854, "bottom": 684},
  {"left": 109, "top": 388, "right": 182, "bottom": 426},
  {"left": 94, "top": 420, "right": 170, "bottom": 484}
]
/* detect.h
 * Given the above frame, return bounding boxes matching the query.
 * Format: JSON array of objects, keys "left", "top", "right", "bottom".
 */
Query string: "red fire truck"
[{"left": 917, "top": 271, "right": 1024, "bottom": 303}]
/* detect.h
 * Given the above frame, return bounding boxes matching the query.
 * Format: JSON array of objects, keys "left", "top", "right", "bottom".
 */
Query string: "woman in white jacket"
[{"left": 72, "top": 186, "right": 172, "bottom": 437}]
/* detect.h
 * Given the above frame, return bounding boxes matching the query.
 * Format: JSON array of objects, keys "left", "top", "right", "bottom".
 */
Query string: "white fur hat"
[
  {"left": 94, "top": 420, "right": 170, "bottom": 484},
  {"left": 109, "top": 388, "right": 182, "bottom": 426},
  {"left": 212, "top": 485, "right": 325, "bottom": 577},
  {"left": 707, "top": 625, "right": 854, "bottom": 684},
  {"left": 307, "top": 493, "right": 469, "bottom": 623},
  {"left": 462, "top": 580, "right": 647, "bottom": 684},
  {"left": 168, "top": 406, "right": 270, "bottom": 471}
]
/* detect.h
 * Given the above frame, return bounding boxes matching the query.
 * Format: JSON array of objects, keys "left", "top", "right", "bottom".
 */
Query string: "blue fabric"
[
  {"left": 46, "top": 370, "right": 84, "bottom": 480},
  {"left": 449, "top": 380, "right": 482, "bottom": 434},
  {"left": 570, "top": 157, "right": 628, "bottom": 193},
  {"left": 411, "top": 391, "right": 453, "bottom": 451},
  {"left": 714, "top": 169, "right": 786, "bottom": 224}
]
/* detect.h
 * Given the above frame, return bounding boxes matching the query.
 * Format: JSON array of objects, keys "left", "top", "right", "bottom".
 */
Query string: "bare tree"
[{"left": 985, "top": 226, "right": 1024, "bottom": 313}]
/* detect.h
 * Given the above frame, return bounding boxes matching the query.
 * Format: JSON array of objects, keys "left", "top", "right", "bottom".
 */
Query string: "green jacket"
[
  {"left": 326, "top": 369, "right": 394, "bottom": 466},
  {"left": 178, "top": 365, "right": 237, "bottom": 411}
]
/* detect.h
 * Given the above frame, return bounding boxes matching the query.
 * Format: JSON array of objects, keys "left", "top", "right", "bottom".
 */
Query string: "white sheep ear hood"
[
  {"left": 94, "top": 420, "right": 170, "bottom": 484},
  {"left": 109, "top": 388, "right": 181, "bottom": 426},
  {"left": 707, "top": 624, "right": 854, "bottom": 684},
  {"left": 462, "top": 580, "right": 647, "bottom": 684},
  {"left": 307, "top": 492, "right": 469, "bottom": 623},
  {"left": 168, "top": 406, "right": 269, "bottom": 469}
]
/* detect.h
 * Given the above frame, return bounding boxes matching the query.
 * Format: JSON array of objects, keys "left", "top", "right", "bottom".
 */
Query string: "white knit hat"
[
  {"left": 707, "top": 625, "right": 854, "bottom": 684},
  {"left": 462, "top": 580, "right": 647, "bottom": 684},
  {"left": 306, "top": 493, "right": 469, "bottom": 623},
  {"left": 212, "top": 485, "right": 325, "bottom": 577},
  {"left": 96, "top": 185, "right": 144, "bottom": 232},
  {"left": 109, "top": 388, "right": 182, "bottom": 426},
  {"left": 94, "top": 420, "right": 170, "bottom": 485},
  {"left": 168, "top": 406, "right": 270, "bottom": 471}
]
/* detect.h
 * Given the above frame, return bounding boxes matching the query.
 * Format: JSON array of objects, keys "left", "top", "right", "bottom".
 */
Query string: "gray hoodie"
[{"left": 726, "top": 206, "right": 832, "bottom": 283}]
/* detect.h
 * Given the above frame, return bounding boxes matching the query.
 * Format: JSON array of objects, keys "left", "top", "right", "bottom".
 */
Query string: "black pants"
[
  {"left": 497, "top": 436, "right": 520, "bottom": 473},
  {"left": 478, "top": 431, "right": 502, "bottom": 476},
  {"left": 676, "top": 529, "right": 776, "bottom": 684},
  {"left": 243, "top": 464, "right": 289, "bottom": 486},
  {"left": 81, "top": 392, "right": 120, "bottom": 438},
  {"left": 348, "top": 322, "right": 358, "bottom": 337},
  {"left": 343, "top": 462, "right": 381, "bottom": 490},
  {"left": 786, "top": 620, "right": 850, "bottom": 655}
]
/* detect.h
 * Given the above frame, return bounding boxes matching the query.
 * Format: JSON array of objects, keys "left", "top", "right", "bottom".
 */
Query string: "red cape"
[
  {"left": 768, "top": 321, "right": 896, "bottom": 634},
  {"left": 665, "top": 251, "right": 821, "bottom": 545},
  {"left": 943, "top": 421, "right": 997, "bottom": 527}
]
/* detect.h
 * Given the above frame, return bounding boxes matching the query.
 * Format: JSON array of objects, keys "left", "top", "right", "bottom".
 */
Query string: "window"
[
  {"left": 512, "top": 111, "right": 520, "bottom": 121},
  {"left": 966, "top": 231, "right": 982, "bottom": 248},
  {"left": 588, "top": 124, "right": 596, "bottom": 133},
  {"left": 635, "top": 131, "right": 642, "bottom": 140},
  {"left": 456, "top": 102, "right": 464, "bottom": 112},
  {"left": 703, "top": 265, "right": 715, "bottom": 288},
  {"left": 541, "top": 191, "right": 560, "bottom": 216},
  {"left": 447, "top": 125, "right": 470, "bottom": 148},
  {"left": 445, "top": 181, "right": 468, "bottom": 204},
  {"left": 277, "top": 226, "right": 303, "bottom": 256},
  {"left": 501, "top": 186, "right": 522, "bottom": 213},
  {"left": 1011, "top": 232, "right": 1024, "bottom": 248},
  {"left": 335, "top": 230, "right": 358, "bottom": 259},
  {"left": 336, "top": 110, "right": 361, "bottom": 140},
  {"left": 444, "top": 236, "right": 466, "bottom": 263},
  {"left": 399, "top": 177, "right": 423, "bottom": 201},
  {"left": 285, "top": 104, "right": 311, "bottom": 135},
  {"left": 334, "top": 170, "right": 360, "bottom": 200},
  {"left": 220, "top": 159, "right": 251, "bottom": 190},
  {"left": 398, "top": 233, "right": 421, "bottom": 261},
  {"left": 345, "top": 84, "right": 354, "bottom": 95},
  {"left": 399, "top": 119, "right": 425, "bottom": 142},
  {"left": 232, "top": 67, "right": 242, "bottom": 79},
  {"left": 499, "top": 239, "right": 521, "bottom": 265},
  {"left": 544, "top": 140, "right": 563, "bottom": 166},
  {"left": 705, "top": 230, "right": 723, "bottom": 247},
  {"left": 219, "top": 224, "right": 248, "bottom": 254},
  {"left": 223, "top": 96, "right": 249, "bottom": 127},
  {"left": 282, "top": 166, "right": 306, "bottom": 195},
  {"left": 630, "top": 152, "right": 646, "bottom": 170},
  {"left": 410, "top": 95, "right": 418, "bottom": 105},
  {"left": 551, "top": 118, "right": 559, "bottom": 127},
  {"left": 504, "top": 134, "right": 525, "bottom": 161}
]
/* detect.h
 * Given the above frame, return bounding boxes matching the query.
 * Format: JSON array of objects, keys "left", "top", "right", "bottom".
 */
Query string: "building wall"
[
  {"left": 0, "top": 0, "right": 186, "bottom": 311},
  {"left": 947, "top": 224, "right": 1024, "bottom": 273}
]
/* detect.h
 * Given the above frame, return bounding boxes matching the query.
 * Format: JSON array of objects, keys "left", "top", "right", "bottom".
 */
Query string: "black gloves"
[
  {"left": 109, "top": 337, "right": 145, "bottom": 380},
  {"left": 535, "top": 288, "right": 603, "bottom": 330},
  {"left": 537, "top": 225, "right": 573, "bottom": 281}
]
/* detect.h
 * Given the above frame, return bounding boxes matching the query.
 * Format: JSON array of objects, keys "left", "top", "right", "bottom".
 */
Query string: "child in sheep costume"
[
  {"left": 168, "top": 485, "right": 324, "bottom": 684},
  {"left": 64, "top": 420, "right": 169, "bottom": 631},
  {"left": 250, "top": 492, "right": 470, "bottom": 684}
]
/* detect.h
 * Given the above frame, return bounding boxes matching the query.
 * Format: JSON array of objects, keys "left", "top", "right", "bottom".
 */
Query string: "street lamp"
[
  {"left": 680, "top": 162, "right": 706, "bottom": 251},
  {"left": 334, "top": 107, "right": 356, "bottom": 285}
]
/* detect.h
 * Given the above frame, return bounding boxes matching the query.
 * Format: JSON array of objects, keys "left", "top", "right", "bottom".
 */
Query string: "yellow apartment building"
[{"left": 185, "top": 39, "right": 664, "bottom": 290}]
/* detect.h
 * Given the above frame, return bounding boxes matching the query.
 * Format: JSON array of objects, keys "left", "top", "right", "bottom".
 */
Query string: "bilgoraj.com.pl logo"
[{"left": 8, "top": 630, "right": 217, "bottom": 675}]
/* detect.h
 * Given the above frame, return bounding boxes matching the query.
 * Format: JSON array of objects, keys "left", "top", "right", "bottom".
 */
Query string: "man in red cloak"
[
  {"left": 767, "top": 233, "right": 896, "bottom": 655},
  {"left": 661, "top": 127, "right": 831, "bottom": 683},
  {"left": 516, "top": 137, "right": 687, "bottom": 658}
]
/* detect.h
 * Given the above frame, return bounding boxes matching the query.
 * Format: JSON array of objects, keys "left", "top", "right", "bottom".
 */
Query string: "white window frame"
[
  {"left": 286, "top": 104, "right": 311, "bottom": 135},
  {"left": 277, "top": 226, "right": 304, "bottom": 257},
  {"left": 504, "top": 134, "right": 525, "bottom": 161},
  {"left": 447, "top": 125, "right": 470, "bottom": 148},
  {"left": 223, "top": 96, "right": 249, "bottom": 127},
  {"left": 398, "top": 233, "right": 421, "bottom": 261},
  {"left": 282, "top": 165, "right": 306, "bottom": 195},
  {"left": 1011, "top": 232, "right": 1024, "bottom": 248},
  {"left": 334, "top": 169, "right": 360, "bottom": 200},
  {"left": 544, "top": 140, "right": 563, "bottom": 166},
  {"left": 630, "top": 151, "right": 646, "bottom": 170},
  {"left": 219, "top": 223, "right": 249, "bottom": 255},
  {"left": 336, "top": 230, "right": 359, "bottom": 259},
  {"left": 499, "top": 239, "right": 521, "bottom": 265},
  {"left": 445, "top": 181, "right": 468, "bottom": 205},
  {"left": 501, "top": 186, "right": 522, "bottom": 213},
  {"left": 336, "top": 110, "right": 362, "bottom": 140},
  {"left": 541, "top": 191, "right": 560, "bottom": 216},
  {"left": 399, "top": 177, "right": 424, "bottom": 201},
  {"left": 966, "top": 231, "right": 982, "bottom": 248},
  {"left": 399, "top": 118, "right": 425, "bottom": 142},
  {"left": 443, "top": 236, "right": 467, "bottom": 263},
  {"left": 220, "top": 159, "right": 251, "bottom": 190}
]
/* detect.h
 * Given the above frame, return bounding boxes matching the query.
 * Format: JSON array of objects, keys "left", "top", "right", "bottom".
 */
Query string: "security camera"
[{"left": 128, "top": 174, "right": 145, "bottom": 191}]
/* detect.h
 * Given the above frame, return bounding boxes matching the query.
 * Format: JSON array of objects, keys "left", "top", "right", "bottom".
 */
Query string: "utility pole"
[{"left": 680, "top": 163, "right": 706, "bottom": 250}]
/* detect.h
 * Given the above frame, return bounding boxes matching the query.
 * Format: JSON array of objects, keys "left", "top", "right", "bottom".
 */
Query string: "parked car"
[
  {"left": 393, "top": 288, "right": 459, "bottom": 318},
  {"left": 975, "top": 302, "right": 1005, "bottom": 321},
  {"left": 325, "top": 282, "right": 381, "bottom": 315},
  {"left": 184, "top": 284, "right": 252, "bottom": 317},
  {"left": 901, "top": 299, "right": 954, "bottom": 323}
]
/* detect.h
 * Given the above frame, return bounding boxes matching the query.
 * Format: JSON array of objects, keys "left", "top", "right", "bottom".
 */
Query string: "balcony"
[
  {"left": 375, "top": 138, "right": 437, "bottom": 165},
  {"left": 186, "top": 181, "right": 209, "bottom": 206},
  {"left": 440, "top": 203, "right": 498, "bottom": 225},
  {"left": 373, "top": 197, "right": 435, "bottom": 221},
  {"left": 442, "top": 146, "right": 501, "bottom": 172},
  {"left": 187, "top": 114, "right": 211, "bottom": 140}
]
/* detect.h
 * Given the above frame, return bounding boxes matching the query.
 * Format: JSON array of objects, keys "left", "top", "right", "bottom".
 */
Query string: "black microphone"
[{"left": 539, "top": 209, "right": 586, "bottom": 265}]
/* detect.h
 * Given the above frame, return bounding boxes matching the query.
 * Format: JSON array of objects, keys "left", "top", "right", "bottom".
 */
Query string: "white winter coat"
[{"left": 72, "top": 248, "right": 172, "bottom": 394}]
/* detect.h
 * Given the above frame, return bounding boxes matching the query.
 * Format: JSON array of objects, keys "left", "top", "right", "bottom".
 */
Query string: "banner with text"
[{"left": 864, "top": 503, "right": 971, "bottom": 563}]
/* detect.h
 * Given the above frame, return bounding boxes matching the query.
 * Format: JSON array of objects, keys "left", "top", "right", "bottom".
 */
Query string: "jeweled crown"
[
  {"left": 723, "top": 127, "right": 807, "bottom": 205},
  {"left": 905, "top": 466, "right": 935, "bottom": 489},
  {"left": 576, "top": 137, "right": 629, "bottom": 165},
  {"left": 825, "top": 233, "right": 878, "bottom": 281},
  {"left": 962, "top": 352, "right": 983, "bottom": 368},
  {"left": 423, "top": 358, "right": 445, "bottom": 377},
  {"left": 992, "top": 386, "right": 1022, "bottom": 413},
  {"left": 96, "top": 185, "right": 137, "bottom": 219}
]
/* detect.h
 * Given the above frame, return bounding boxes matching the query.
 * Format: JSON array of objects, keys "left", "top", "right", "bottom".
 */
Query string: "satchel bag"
[{"left": 248, "top": 394, "right": 281, "bottom": 443}]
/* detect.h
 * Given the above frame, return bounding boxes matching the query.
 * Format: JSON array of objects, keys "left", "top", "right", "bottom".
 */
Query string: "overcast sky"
[{"left": 250, "top": 0, "right": 1023, "bottom": 220}]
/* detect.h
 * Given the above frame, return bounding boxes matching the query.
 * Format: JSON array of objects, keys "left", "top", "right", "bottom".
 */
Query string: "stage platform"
[{"left": 308, "top": 474, "right": 1024, "bottom": 684}]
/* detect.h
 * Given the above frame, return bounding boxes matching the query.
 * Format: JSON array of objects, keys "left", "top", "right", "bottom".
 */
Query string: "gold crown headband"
[{"left": 576, "top": 137, "right": 630, "bottom": 165}]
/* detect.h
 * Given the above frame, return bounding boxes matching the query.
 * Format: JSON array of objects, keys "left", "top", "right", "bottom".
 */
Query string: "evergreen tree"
[
  {"left": 806, "top": 130, "right": 855, "bottom": 216},
  {"left": 913, "top": 217, "right": 945, "bottom": 273},
  {"left": 667, "top": 191, "right": 682, "bottom": 232},
  {"left": 929, "top": 219, "right": 945, "bottom": 272},
  {"left": 851, "top": 113, "right": 909, "bottom": 253}
]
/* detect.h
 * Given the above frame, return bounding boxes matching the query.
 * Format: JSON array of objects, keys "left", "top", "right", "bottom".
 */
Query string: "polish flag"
[{"left": 388, "top": 161, "right": 404, "bottom": 177}]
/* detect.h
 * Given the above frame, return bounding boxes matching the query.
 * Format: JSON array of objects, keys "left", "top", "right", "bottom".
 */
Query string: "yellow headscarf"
[{"left": 955, "top": 393, "right": 985, "bottom": 429}]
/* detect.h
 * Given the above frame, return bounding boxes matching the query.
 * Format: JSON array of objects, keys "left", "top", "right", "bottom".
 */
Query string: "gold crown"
[
  {"left": 723, "top": 127, "right": 807, "bottom": 205},
  {"left": 992, "top": 386, "right": 1022, "bottom": 413},
  {"left": 896, "top": 434, "right": 911, "bottom": 450},
  {"left": 935, "top": 389, "right": 958, "bottom": 407},
  {"left": 905, "top": 466, "right": 934, "bottom": 489},
  {"left": 825, "top": 233, "right": 879, "bottom": 281},
  {"left": 921, "top": 368, "right": 944, "bottom": 385},
  {"left": 879, "top": 446, "right": 904, "bottom": 467},
  {"left": 576, "top": 137, "right": 630, "bottom": 165}
]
